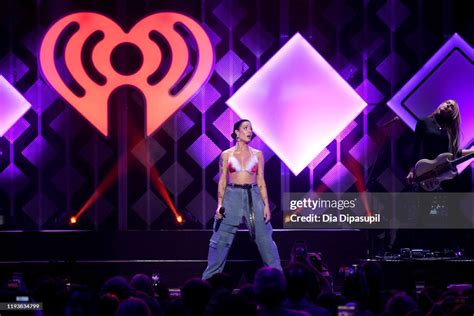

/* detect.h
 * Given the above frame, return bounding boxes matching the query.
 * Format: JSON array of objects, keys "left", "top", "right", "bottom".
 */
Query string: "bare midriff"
[{"left": 228, "top": 172, "right": 256, "bottom": 185}]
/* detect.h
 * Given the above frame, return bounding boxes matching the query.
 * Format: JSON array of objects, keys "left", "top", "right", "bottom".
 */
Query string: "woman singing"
[{"left": 202, "top": 119, "right": 282, "bottom": 280}]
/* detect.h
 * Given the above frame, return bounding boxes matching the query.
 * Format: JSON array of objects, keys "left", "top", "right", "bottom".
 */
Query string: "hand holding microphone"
[
  {"left": 214, "top": 206, "right": 225, "bottom": 232},
  {"left": 215, "top": 206, "right": 225, "bottom": 220}
]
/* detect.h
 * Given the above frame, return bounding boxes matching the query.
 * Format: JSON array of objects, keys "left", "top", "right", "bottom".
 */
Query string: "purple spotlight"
[
  {"left": 227, "top": 33, "right": 367, "bottom": 175},
  {"left": 0, "top": 75, "right": 31, "bottom": 137},
  {"left": 388, "top": 33, "right": 474, "bottom": 149}
]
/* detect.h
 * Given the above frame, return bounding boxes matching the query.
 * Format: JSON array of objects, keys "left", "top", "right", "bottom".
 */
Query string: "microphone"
[
  {"left": 214, "top": 207, "right": 226, "bottom": 232},
  {"left": 382, "top": 116, "right": 399, "bottom": 128},
  {"left": 218, "top": 207, "right": 226, "bottom": 218}
]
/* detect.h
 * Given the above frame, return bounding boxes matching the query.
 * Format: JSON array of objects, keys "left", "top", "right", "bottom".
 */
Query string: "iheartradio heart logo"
[{"left": 40, "top": 12, "right": 214, "bottom": 136}]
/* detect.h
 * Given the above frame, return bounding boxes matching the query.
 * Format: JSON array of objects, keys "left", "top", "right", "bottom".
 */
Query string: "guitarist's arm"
[{"left": 461, "top": 149, "right": 474, "bottom": 156}]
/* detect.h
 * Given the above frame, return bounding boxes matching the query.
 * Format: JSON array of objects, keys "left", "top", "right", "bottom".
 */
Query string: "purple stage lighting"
[
  {"left": 388, "top": 33, "right": 474, "bottom": 150},
  {"left": 0, "top": 75, "right": 31, "bottom": 137},
  {"left": 227, "top": 33, "right": 367, "bottom": 175}
]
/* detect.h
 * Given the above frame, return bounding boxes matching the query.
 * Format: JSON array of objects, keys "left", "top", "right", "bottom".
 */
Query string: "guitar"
[{"left": 414, "top": 152, "right": 474, "bottom": 191}]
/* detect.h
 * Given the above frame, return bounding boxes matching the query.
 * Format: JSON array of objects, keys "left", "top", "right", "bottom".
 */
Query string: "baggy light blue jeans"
[{"left": 202, "top": 184, "right": 282, "bottom": 280}]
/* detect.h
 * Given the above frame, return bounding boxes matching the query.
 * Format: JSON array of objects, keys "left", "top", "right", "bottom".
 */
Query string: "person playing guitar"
[
  {"left": 400, "top": 99, "right": 474, "bottom": 252},
  {"left": 406, "top": 99, "right": 474, "bottom": 191}
]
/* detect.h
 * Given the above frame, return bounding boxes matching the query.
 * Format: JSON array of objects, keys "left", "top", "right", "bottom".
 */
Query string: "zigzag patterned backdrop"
[{"left": 0, "top": 0, "right": 472, "bottom": 230}]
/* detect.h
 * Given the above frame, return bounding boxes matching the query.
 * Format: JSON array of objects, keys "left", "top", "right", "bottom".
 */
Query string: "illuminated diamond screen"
[
  {"left": 388, "top": 33, "right": 474, "bottom": 149},
  {"left": 227, "top": 33, "right": 367, "bottom": 175},
  {"left": 0, "top": 75, "right": 31, "bottom": 137}
]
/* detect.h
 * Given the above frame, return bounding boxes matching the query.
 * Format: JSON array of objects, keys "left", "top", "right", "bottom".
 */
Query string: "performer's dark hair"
[{"left": 231, "top": 119, "right": 251, "bottom": 140}]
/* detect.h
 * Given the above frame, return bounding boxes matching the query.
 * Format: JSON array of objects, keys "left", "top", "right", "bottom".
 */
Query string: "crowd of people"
[{"left": 2, "top": 256, "right": 474, "bottom": 316}]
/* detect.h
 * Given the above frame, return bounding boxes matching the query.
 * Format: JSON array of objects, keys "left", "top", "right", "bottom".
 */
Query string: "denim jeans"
[{"left": 202, "top": 184, "right": 282, "bottom": 280}]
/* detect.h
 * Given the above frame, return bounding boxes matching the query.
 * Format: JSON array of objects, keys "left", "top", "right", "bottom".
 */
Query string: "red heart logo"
[{"left": 40, "top": 12, "right": 214, "bottom": 136}]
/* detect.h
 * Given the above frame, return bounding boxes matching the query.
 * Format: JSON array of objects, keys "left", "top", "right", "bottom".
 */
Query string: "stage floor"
[
  {"left": 0, "top": 229, "right": 366, "bottom": 288},
  {"left": 1, "top": 229, "right": 473, "bottom": 291}
]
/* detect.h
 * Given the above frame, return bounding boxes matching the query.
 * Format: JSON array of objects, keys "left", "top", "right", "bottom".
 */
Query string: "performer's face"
[
  {"left": 236, "top": 121, "right": 253, "bottom": 143},
  {"left": 438, "top": 99, "right": 456, "bottom": 119}
]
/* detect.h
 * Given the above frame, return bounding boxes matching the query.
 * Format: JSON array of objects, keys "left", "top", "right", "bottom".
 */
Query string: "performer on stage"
[
  {"left": 402, "top": 99, "right": 474, "bottom": 250},
  {"left": 202, "top": 119, "right": 282, "bottom": 280},
  {"left": 406, "top": 99, "right": 473, "bottom": 190}
]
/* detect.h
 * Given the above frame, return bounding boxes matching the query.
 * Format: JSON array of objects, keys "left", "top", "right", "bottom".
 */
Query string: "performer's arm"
[
  {"left": 461, "top": 149, "right": 474, "bottom": 156},
  {"left": 216, "top": 152, "right": 228, "bottom": 218},
  {"left": 256, "top": 151, "right": 271, "bottom": 223}
]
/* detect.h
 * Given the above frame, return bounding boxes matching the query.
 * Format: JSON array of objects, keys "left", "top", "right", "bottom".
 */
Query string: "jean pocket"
[
  {"left": 215, "top": 216, "right": 228, "bottom": 232},
  {"left": 254, "top": 191, "right": 265, "bottom": 208}
]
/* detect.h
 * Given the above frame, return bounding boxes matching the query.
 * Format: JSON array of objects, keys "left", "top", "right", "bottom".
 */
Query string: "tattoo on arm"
[
  {"left": 219, "top": 154, "right": 224, "bottom": 173},
  {"left": 218, "top": 183, "right": 225, "bottom": 205},
  {"left": 217, "top": 152, "right": 227, "bottom": 205}
]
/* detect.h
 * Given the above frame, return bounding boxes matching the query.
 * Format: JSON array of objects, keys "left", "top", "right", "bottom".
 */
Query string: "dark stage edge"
[
  {"left": 360, "top": 258, "right": 474, "bottom": 291},
  {"left": 2, "top": 230, "right": 473, "bottom": 291},
  {"left": 0, "top": 229, "right": 366, "bottom": 288}
]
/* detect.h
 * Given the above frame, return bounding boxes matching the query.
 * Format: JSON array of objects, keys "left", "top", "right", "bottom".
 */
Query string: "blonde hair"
[{"left": 429, "top": 99, "right": 461, "bottom": 155}]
